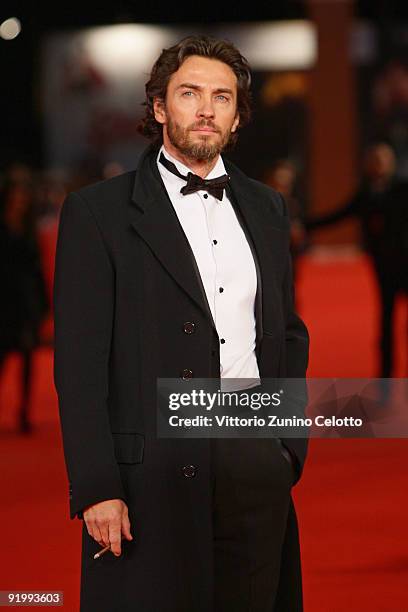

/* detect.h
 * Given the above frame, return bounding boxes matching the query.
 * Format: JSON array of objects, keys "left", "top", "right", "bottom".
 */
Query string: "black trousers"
[
  {"left": 372, "top": 256, "right": 408, "bottom": 378},
  {"left": 210, "top": 437, "right": 302, "bottom": 612}
]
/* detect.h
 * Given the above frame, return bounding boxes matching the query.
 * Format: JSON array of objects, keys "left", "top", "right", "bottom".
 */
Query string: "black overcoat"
[{"left": 53, "top": 144, "right": 309, "bottom": 611}]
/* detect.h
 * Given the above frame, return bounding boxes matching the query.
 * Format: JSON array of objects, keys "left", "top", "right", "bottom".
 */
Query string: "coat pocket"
[{"left": 111, "top": 432, "right": 145, "bottom": 464}]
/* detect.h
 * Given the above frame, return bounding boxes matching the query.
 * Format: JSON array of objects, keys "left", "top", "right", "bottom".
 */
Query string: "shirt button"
[
  {"left": 213, "top": 239, "right": 217, "bottom": 245},
  {"left": 219, "top": 287, "right": 224, "bottom": 293},
  {"left": 181, "top": 369, "right": 193, "bottom": 380},
  {"left": 220, "top": 338, "right": 226, "bottom": 344},
  {"left": 182, "top": 465, "right": 197, "bottom": 478},
  {"left": 183, "top": 321, "right": 195, "bottom": 334},
  {"left": 203, "top": 193, "right": 208, "bottom": 199}
]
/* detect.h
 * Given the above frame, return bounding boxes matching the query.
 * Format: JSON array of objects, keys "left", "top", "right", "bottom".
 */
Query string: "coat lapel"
[
  {"left": 129, "top": 145, "right": 217, "bottom": 330},
  {"left": 224, "top": 158, "right": 291, "bottom": 340}
]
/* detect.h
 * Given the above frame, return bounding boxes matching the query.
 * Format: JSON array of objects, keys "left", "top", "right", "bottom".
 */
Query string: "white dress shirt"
[{"left": 157, "top": 145, "right": 260, "bottom": 391}]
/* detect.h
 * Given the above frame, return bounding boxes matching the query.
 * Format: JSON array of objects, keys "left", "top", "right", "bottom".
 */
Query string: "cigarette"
[{"left": 94, "top": 544, "right": 111, "bottom": 559}]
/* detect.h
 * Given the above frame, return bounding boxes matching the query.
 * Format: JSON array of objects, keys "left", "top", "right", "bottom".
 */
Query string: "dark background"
[{"left": 1, "top": 0, "right": 408, "bottom": 170}]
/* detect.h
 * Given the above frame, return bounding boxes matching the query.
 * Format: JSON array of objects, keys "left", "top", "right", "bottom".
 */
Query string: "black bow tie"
[{"left": 159, "top": 152, "right": 229, "bottom": 201}]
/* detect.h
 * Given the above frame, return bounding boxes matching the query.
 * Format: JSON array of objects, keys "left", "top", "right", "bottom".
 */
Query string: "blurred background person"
[
  {"left": 306, "top": 142, "right": 408, "bottom": 377},
  {"left": 0, "top": 168, "right": 50, "bottom": 432},
  {"left": 35, "top": 167, "right": 69, "bottom": 220},
  {"left": 264, "top": 159, "right": 309, "bottom": 284}
]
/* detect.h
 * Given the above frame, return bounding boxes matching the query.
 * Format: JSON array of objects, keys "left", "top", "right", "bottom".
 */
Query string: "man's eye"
[
  {"left": 182, "top": 91, "right": 194, "bottom": 96},
  {"left": 216, "top": 95, "right": 228, "bottom": 101}
]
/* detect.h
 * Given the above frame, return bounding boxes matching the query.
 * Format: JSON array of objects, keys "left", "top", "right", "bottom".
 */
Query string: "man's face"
[
  {"left": 364, "top": 144, "right": 396, "bottom": 181},
  {"left": 153, "top": 55, "right": 240, "bottom": 162}
]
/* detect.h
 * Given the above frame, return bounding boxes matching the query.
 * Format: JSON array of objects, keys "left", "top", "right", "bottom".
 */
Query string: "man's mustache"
[{"left": 189, "top": 121, "right": 221, "bottom": 132}]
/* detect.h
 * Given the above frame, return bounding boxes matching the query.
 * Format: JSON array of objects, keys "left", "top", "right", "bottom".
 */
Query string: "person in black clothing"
[
  {"left": 0, "top": 173, "right": 50, "bottom": 432},
  {"left": 306, "top": 143, "right": 408, "bottom": 377},
  {"left": 264, "top": 159, "right": 309, "bottom": 286},
  {"left": 53, "top": 36, "right": 309, "bottom": 612}
]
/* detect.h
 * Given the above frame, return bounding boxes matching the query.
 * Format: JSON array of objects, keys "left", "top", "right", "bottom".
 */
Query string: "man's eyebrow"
[
  {"left": 176, "top": 83, "right": 234, "bottom": 95},
  {"left": 213, "top": 87, "right": 233, "bottom": 95}
]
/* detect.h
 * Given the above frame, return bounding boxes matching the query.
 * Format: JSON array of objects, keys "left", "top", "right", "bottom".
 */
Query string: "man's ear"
[
  {"left": 153, "top": 98, "right": 166, "bottom": 125},
  {"left": 231, "top": 112, "right": 240, "bottom": 133}
]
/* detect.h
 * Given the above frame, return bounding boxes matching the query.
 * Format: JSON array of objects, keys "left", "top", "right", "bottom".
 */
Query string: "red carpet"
[{"left": 0, "top": 249, "right": 407, "bottom": 611}]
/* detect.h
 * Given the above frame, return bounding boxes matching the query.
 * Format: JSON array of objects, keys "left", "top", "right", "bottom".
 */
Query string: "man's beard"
[{"left": 166, "top": 117, "right": 234, "bottom": 162}]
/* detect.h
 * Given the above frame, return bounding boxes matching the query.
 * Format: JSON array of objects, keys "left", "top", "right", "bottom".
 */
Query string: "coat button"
[
  {"left": 181, "top": 369, "right": 193, "bottom": 380},
  {"left": 182, "top": 465, "right": 197, "bottom": 478},
  {"left": 183, "top": 321, "right": 195, "bottom": 334}
]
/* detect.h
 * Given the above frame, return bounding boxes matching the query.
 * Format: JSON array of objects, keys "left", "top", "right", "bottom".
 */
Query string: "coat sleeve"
[
  {"left": 53, "top": 191, "right": 126, "bottom": 519},
  {"left": 277, "top": 193, "right": 310, "bottom": 484}
]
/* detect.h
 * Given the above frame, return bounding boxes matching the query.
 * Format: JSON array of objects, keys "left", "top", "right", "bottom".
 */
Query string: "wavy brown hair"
[{"left": 138, "top": 35, "right": 252, "bottom": 148}]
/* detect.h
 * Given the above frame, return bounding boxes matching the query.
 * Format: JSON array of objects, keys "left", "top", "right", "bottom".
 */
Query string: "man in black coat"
[
  {"left": 306, "top": 143, "right": 408, "bottom": 378},
  {"left": 54, "top": 35, "right": 309, "bottom": 612}
]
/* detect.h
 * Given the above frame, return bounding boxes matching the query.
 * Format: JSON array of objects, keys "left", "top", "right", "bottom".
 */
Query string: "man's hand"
[{"left": 83, "top": 499, "right": 133, "bottom": 556}]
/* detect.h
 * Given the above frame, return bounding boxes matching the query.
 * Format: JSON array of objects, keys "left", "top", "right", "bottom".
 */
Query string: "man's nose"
[{"left": 197, "top": 97, "right": 215, "bottom": 118}]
